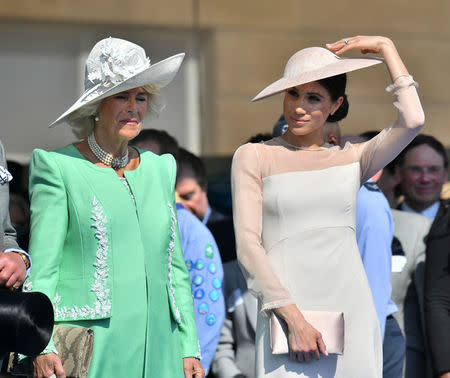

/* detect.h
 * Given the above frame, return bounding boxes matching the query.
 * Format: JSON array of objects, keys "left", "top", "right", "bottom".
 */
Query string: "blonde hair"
[{"left": 68, "top": 83, "right": 163, "bottom": 139}]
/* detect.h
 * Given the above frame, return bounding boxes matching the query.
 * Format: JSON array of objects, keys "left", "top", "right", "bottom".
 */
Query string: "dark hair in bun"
[{"left": 318, "top": 73, "right": 349, "bottom": 122}]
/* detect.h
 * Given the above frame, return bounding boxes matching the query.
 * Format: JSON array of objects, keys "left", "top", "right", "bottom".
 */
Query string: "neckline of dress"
[
  {"left": 69, "top": 143, "right": 143, "bottom": 174},
  {"left": 275, "top": 136, "right": 333, "bottom": 151}
]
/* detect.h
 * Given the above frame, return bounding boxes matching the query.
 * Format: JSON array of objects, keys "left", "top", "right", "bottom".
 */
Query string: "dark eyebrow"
[{"left": 306, "top": 92, "right": 324, "bottom": 98}]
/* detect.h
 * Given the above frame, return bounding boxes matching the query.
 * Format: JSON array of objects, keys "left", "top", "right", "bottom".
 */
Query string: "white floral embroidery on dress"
[
  {"left": 0, "top": 166, "right": 13, "bottom": 185},
  {"left": 42, "top": 345, "right": 59, "bottom": 355},
  {"left": 168, "top": 203, "right": 182, "bottom": 324},
  {"left": 53, "top": 197, "right": 112, "bottom": 320}
]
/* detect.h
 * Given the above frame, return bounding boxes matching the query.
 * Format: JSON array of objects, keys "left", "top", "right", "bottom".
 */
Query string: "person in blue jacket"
[{"left": 176, "top": 202, "right": 225, "bottom": 374}]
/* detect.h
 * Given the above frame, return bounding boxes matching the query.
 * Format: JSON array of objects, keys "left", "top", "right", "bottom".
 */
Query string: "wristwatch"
[{"left": 14, "top": 251, "right": 31, "bottom": 270}]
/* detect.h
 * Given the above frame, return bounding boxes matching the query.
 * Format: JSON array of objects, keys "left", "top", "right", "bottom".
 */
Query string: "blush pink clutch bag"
[{"left": 269, "top": 311, "right": 345, "bottom": 355}]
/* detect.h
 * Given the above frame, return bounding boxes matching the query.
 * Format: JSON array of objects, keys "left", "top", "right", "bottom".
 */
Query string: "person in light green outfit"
[{"left": 24, "top": 37, "right": 204, "bottom": 378}]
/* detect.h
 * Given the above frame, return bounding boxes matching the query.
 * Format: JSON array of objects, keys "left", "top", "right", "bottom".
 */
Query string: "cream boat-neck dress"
[{"left": 231, "top": 78, "right": 424, "bottom": 377}]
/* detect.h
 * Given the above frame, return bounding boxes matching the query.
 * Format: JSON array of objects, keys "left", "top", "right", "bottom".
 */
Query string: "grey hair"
[{"left": 67, "top": 84, "right": 164, "bottom": 139}]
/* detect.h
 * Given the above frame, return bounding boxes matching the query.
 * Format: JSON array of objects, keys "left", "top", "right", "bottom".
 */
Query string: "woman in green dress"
[{"left": 24, "top": 37, "right": 204, "bottom": 378}]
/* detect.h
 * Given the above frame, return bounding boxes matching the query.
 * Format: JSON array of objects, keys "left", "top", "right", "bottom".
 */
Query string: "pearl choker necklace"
[{"left": 87, "top": 133, "right": 129, "bottom": 170}]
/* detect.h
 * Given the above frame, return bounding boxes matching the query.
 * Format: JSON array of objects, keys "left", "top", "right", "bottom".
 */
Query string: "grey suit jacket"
[
  {"left": 391, "top": 209, "right": 432, "bottom": 378},
  {"left": 0, "top": 140, "right": 20, "bottom": 252},
  {"left": 211, "top": 260, "right": 257, "bottom": 378}
]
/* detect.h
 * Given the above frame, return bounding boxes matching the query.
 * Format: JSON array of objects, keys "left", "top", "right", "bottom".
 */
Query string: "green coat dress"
[{"left": 24, "top": 144, "right": 200, "bottom": 377}]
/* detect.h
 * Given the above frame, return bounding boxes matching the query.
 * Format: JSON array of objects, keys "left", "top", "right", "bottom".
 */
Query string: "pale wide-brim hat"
[
  {"left": 252, "top": 47, "right": 383, "bottom": 102},
  {"left": 49, "top": 37, "right": 185, "bottom": 127}
]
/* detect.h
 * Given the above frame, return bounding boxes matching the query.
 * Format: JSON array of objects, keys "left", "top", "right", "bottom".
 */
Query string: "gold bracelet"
[{"left": 15, "top": 252, "right": 31, "bottom": 270}]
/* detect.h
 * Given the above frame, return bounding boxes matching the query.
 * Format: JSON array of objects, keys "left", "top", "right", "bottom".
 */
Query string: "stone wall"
[{"left": 1, "top": 0, "right": 448, "bottom": 155}]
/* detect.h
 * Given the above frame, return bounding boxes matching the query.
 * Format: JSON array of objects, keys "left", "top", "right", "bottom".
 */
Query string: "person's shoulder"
[
  {"left": 177, "top": 203, "right": 199, "bottom": 223},
  {"left": 138, "top": 149, "right": 176, "bottom": 172},
  {"left": 135, "top": 147, "right": 168, "bottom": 163},
  {"left": 392, "top": 208, "right": 432, "bottom": 228},
  {"left": 357, "top": 181, "right": 391, "bottom": 219},
  {"left": 177, "top": 204, "right": 200, "bottom": 226},
  {"left": 438, "top": 198, "right": 450, "bottom": 212},
  {"left": 177, "top": 204, "right": 218, "bottom": 248},
  {"left": 429, "top": 199, "right": 450, "bottom": 237},
  {"left": 362, "top": 181, "right": 382, "bottom": 193},
  {"left": 359, "top": 181, "right": 385, "bottom": 203},
  {"left": 31, "top": 144, "right": 79, "bottom": 165},
  {"left": 232, "top": 140, "right": 274, "bottom": 169},
  {"left": 233, "top": 142, "right": 256, "bottom": 158}
]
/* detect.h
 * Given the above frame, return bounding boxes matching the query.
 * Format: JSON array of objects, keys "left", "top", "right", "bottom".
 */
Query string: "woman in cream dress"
[{"left": 231, "top": 36, "right": 424, "bottom": 377}]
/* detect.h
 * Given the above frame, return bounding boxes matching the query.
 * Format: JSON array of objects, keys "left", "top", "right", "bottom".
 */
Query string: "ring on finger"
[{"left": 344, "top": 39, "right": 349, "bottom": 45}]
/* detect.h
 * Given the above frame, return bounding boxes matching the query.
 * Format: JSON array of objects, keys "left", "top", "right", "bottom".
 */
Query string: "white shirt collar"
[
  {"left": 401, "top": 201, "right": 440, "bottom": 221},
  {"left": 202, "top": 205, "right": 212, "bottom": 225}
]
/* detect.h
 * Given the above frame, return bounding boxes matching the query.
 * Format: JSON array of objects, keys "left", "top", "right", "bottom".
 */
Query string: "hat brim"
[
  {"left": 0, "top": 289, "right": 54, "bottom": 355},
  {"left": 49, "top": 52, "right": 185, "bottom": 128},
  {"left": 251, "top": 56, "right": 383, "bottom": 102}
]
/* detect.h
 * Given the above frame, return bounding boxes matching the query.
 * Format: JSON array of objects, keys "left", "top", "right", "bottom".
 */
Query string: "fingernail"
[{"left": 326, "top": 44, "right": 331, "bottom": 47}]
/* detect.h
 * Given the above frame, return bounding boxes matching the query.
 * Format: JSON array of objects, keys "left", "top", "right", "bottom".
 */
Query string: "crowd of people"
[{"left": 0, "top": 34, "right": 448, "bottom": 378}]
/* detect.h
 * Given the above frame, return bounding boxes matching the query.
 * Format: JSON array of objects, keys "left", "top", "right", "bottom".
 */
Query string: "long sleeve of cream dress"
[{"left": 231, "top": 77, "right": 424, "bottom": 377}]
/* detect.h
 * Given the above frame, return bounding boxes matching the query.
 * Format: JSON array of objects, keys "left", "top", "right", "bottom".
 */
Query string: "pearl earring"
[{"left": 94, "top": 115, "right": 99, "bottom": 122}]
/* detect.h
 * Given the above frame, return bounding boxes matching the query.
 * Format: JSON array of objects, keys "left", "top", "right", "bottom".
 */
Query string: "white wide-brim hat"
[
  {"left": 252, "top": 47, "right": 383, "bottom": 102},
  {"left": 49, "top": 37, "right": 185, "bottom": 127}
]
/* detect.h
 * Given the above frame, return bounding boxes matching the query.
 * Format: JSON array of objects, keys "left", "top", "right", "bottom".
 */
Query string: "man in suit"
[
  {"left": 0, "top": 139, "right": 31, "bottom": 369},
  {"left": 210, "top": 260, "right": 257, "bottom": 378},
  {"left": 390, "top": 209, "right": 432, "bottom": 378},
  {"left": 395, "top": 134, "right": 449, "bottom": 222},
  {"left": 394, "top": 134, "right": 449, "bottom": 377},
  {"left": 424, "top": 201, "right": 450, "bottom": 378},
  {"left": 0, "top": 140, "right": 30, "bottom": 289}
]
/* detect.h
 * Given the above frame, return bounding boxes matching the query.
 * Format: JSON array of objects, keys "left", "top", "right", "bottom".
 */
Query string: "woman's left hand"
[
  {"left": 182, "top": 357, "right": 204, "bottom": 378},
  {"left": 326, "top": 35, "right": 395, "bottom": 56}
]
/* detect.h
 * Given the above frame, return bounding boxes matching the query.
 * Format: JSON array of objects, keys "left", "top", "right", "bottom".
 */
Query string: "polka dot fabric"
[{"left": 175, "top": 204, "right": 225, "bottom": 374}]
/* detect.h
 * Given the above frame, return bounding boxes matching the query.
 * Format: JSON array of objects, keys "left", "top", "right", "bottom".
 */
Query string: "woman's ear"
[{"left": 331, "top": 96, "right": 344, "bottom": 115}]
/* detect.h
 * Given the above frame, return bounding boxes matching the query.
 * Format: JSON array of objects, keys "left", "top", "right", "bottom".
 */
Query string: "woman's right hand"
[
  {"left": 33, "top": 353, "right": 66, "bottom": 378},
  {"left": 274, "top": 304, "right": 327, "bottom": 362}
]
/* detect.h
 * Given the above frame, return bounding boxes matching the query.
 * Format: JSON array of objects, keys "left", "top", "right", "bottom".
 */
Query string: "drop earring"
[{"left": 94, "top": 114, "right": 99, "bottom": 122}]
